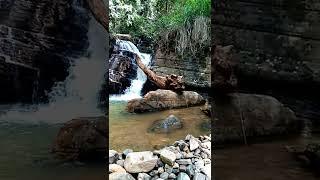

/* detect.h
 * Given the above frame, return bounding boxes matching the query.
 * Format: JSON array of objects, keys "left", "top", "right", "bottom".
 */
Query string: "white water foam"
[
  {"left": 0, "top": 17, "right": 108, "bottom": 124},
  {"left": 109, "top": 40, "right": 151, "bottom": 101}
]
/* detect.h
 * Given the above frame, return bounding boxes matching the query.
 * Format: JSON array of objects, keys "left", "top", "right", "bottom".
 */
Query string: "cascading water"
[
  {"left": 109, "top": 40, "right": 151, "bottom": 101},
  {"left": 0, "top": 17, "right": 108, "bottom": 123}
]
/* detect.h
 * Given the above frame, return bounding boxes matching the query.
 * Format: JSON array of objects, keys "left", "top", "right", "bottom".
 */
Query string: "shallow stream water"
[
  {"left": 0, "top": 115, "right": 105, "bottom": 180},
  {"left": 109, "top": 101, "right": 211, "bottom": 151}
]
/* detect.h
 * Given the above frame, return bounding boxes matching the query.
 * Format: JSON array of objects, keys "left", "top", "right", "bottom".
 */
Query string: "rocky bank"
[{"left": 109, "top": 134, "right": 212, "bottom": 180}]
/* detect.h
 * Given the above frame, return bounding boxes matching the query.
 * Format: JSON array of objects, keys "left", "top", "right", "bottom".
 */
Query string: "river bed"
[{"left": 109, "top": 101, "right": 211, "bottom": 151}]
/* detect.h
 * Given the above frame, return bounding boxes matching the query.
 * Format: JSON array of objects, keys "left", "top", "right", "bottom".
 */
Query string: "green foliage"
[
  {"left": 156, "top": 0, "right": 211, "bottom": 30},
  {"left": 109, "top": 0, "right": 211, "bottom": 58}
]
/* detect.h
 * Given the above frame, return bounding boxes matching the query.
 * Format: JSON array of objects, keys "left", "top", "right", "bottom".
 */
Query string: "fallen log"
[
  {"left": 85, "top": 0, "right": 109, "bottom": 32},
  {"left": 134, "top": 53, "right": 185, "bottom": 92}
]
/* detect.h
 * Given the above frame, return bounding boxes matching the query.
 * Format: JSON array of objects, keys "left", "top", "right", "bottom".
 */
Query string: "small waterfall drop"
[
  {"left": 109, "top": 40, "right": 151, "bottom": 101},
  {"left": 0, "top": 17, "right": 108, "bottom": 123}
]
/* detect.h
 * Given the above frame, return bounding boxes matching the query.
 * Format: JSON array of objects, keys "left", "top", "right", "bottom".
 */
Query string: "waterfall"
[
  {"left": 0, "top": 17, "right": 108, "bottom": 123},
  {"left": 109, "top": 40, "right": 151, "bottom": 101}
]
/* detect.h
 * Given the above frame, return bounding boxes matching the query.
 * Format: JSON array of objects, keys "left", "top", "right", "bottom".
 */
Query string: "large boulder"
[
  {"left": 127, "top": 90, "right": 206, "bottom": 113},
  {"left": 214, "top": 93, "right": 301, "bottom": 144},
  {"left": 109, "top": 54, "right": 137, "bottom": 94},
  {"left": 148, "top": 115, "right": 183, "bottom": 133},
  {"left": 124, "top": 151, "right": 158, "bottom": 173},
  {"left": 51, "top": 116, "right": 107, "bottom": 161}
]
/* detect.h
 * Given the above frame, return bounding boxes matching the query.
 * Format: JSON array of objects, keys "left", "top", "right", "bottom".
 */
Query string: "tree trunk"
[
  {"left": 85, "top": 0, "right": 109, "bottom": 32},
  {"left": 134, "top": 54, "right": 185, "bottom": 92}
]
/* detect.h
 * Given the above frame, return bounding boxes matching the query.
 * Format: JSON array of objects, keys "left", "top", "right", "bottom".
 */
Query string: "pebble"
[
  {"left": 108, "top": 134, "right": 211, "bottom": 180},
  {"left": 177, "top": 172, "right": 190, "bottom": 180},
  {"left": 160, "top": 172, "right": 169, "bottom": 179},
  {"left": 176, "top": 159, "right": 192, "bottom": 165}
]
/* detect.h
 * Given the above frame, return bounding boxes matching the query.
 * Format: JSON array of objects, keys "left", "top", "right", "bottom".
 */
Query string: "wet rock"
[
  {"left": 124, "top": 151, "right": 158, "bottom": 173},
  {"left": 109, "top": 172, "right": 135, "bottom": 180},
  {"left": 177, "top": 172, "right": 191, "bottom": 180},
  {"left": 287, "top": 143, "right": 320, "bottom": 170},
  {"left": 149, "top": 115, "right": 183, "bottom": 133},
  {"left": 51, "top": 116, "right": 107, "bottom": 161},
  {"left": 214, "top": 93, "right": 301, "bottom": 144},
  {"left": 200, "top": 102, "right": 212, "bottom": 117},
  {"left": 109, "top": 54, "right": 138, "bottom": 94},
  {"left": 127, "top": 90, "right": 206, "bottom": 113}
]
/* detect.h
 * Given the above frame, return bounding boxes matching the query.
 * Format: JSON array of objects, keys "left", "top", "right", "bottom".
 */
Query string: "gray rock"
[
  {"left": 179, "top": 165, "right": 187, "bottom": 172},
  {"left": 160, "top": 172, "right": 169, "bottom": 179},
  {"left": 109, "top": 172, "right": 135, "bottom": 180},
  {"left": 116, "top": 159, "right": 125, "bottom": 167},
  {"left": 176, "top": 159, "right": 192, "bottom": 165},
  {"left": 109, "top": 150, "right": 119, "bottom": 164},
  {"left": 193, "top": 173, "right": 206, "bottom": 180},
  {"left": 138, "top": 173, "right": 152, "bottom": 180},
  {"left": 158, "top": 167, "right": 165, "bottom": 174},
  {"left": 165, "top": 164, "right": 173, "bottom": 174},
  {"left": 189, "top": 138, "right": 200, "bottom": 151},
  {"left": 185, "top": 134, "right": 193, "bottom": 141},
  {"left": 169, "top": 173, "right": 176, "bottom": 179},
  {"left": 194, "top": 159, "right": 204, "bottom": 171},
  {"left": 151, "top": 175, "right": 160, "bottom": 180},
  {"left": 201, "top": 164, "right": 211, "bottom": 179},
  {"left": 177, "top": 172, "right": 191, "bottom": 180},
  {"left": 186, "top": 164, "right": 195, "bottom": 177},
  {"left": 149, "top": 170, "right": 158, "bottom": 176},
  {"left": 124, "top": 151, "right": 158, "bottom": 173},
  {"left": 160, "top": 149, "right": 176, "bottom": 166}
]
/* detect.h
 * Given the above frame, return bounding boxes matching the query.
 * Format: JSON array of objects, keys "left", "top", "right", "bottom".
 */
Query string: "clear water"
[
  {"left": 215, "top": 135, "right": 320, "bottom": 180},
  {"left": 0, "top": 120, "right": 105, "bottom": 180},
  {"left": 109, "top": 101, "right": 210, "bottom": 151}
]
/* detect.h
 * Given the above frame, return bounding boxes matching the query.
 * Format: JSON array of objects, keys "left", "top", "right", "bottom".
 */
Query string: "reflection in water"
[
  {"left": 215, "top": 135, "right": 320, "bottom": 180},
  {"left": 109, "top": 101, "right": 210, "bottom": 151}
]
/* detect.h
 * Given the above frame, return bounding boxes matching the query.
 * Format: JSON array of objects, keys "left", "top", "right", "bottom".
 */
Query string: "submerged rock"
[
  {"left": 149, "top": 115, "right": 183, "bottom": 133},
  {"left": 52, "top": 116, "right": 107, "bottom": 161},
  {"left": 214, "top": 93, "right": 301, "bottom": 144},
  {"left": 127, "top": 90, "right": 206, "bottom": 113}
]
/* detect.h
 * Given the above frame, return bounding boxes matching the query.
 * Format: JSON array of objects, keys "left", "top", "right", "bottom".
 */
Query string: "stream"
[{"left": 109, "top": 40, "right": 210, "bottom": 151}]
